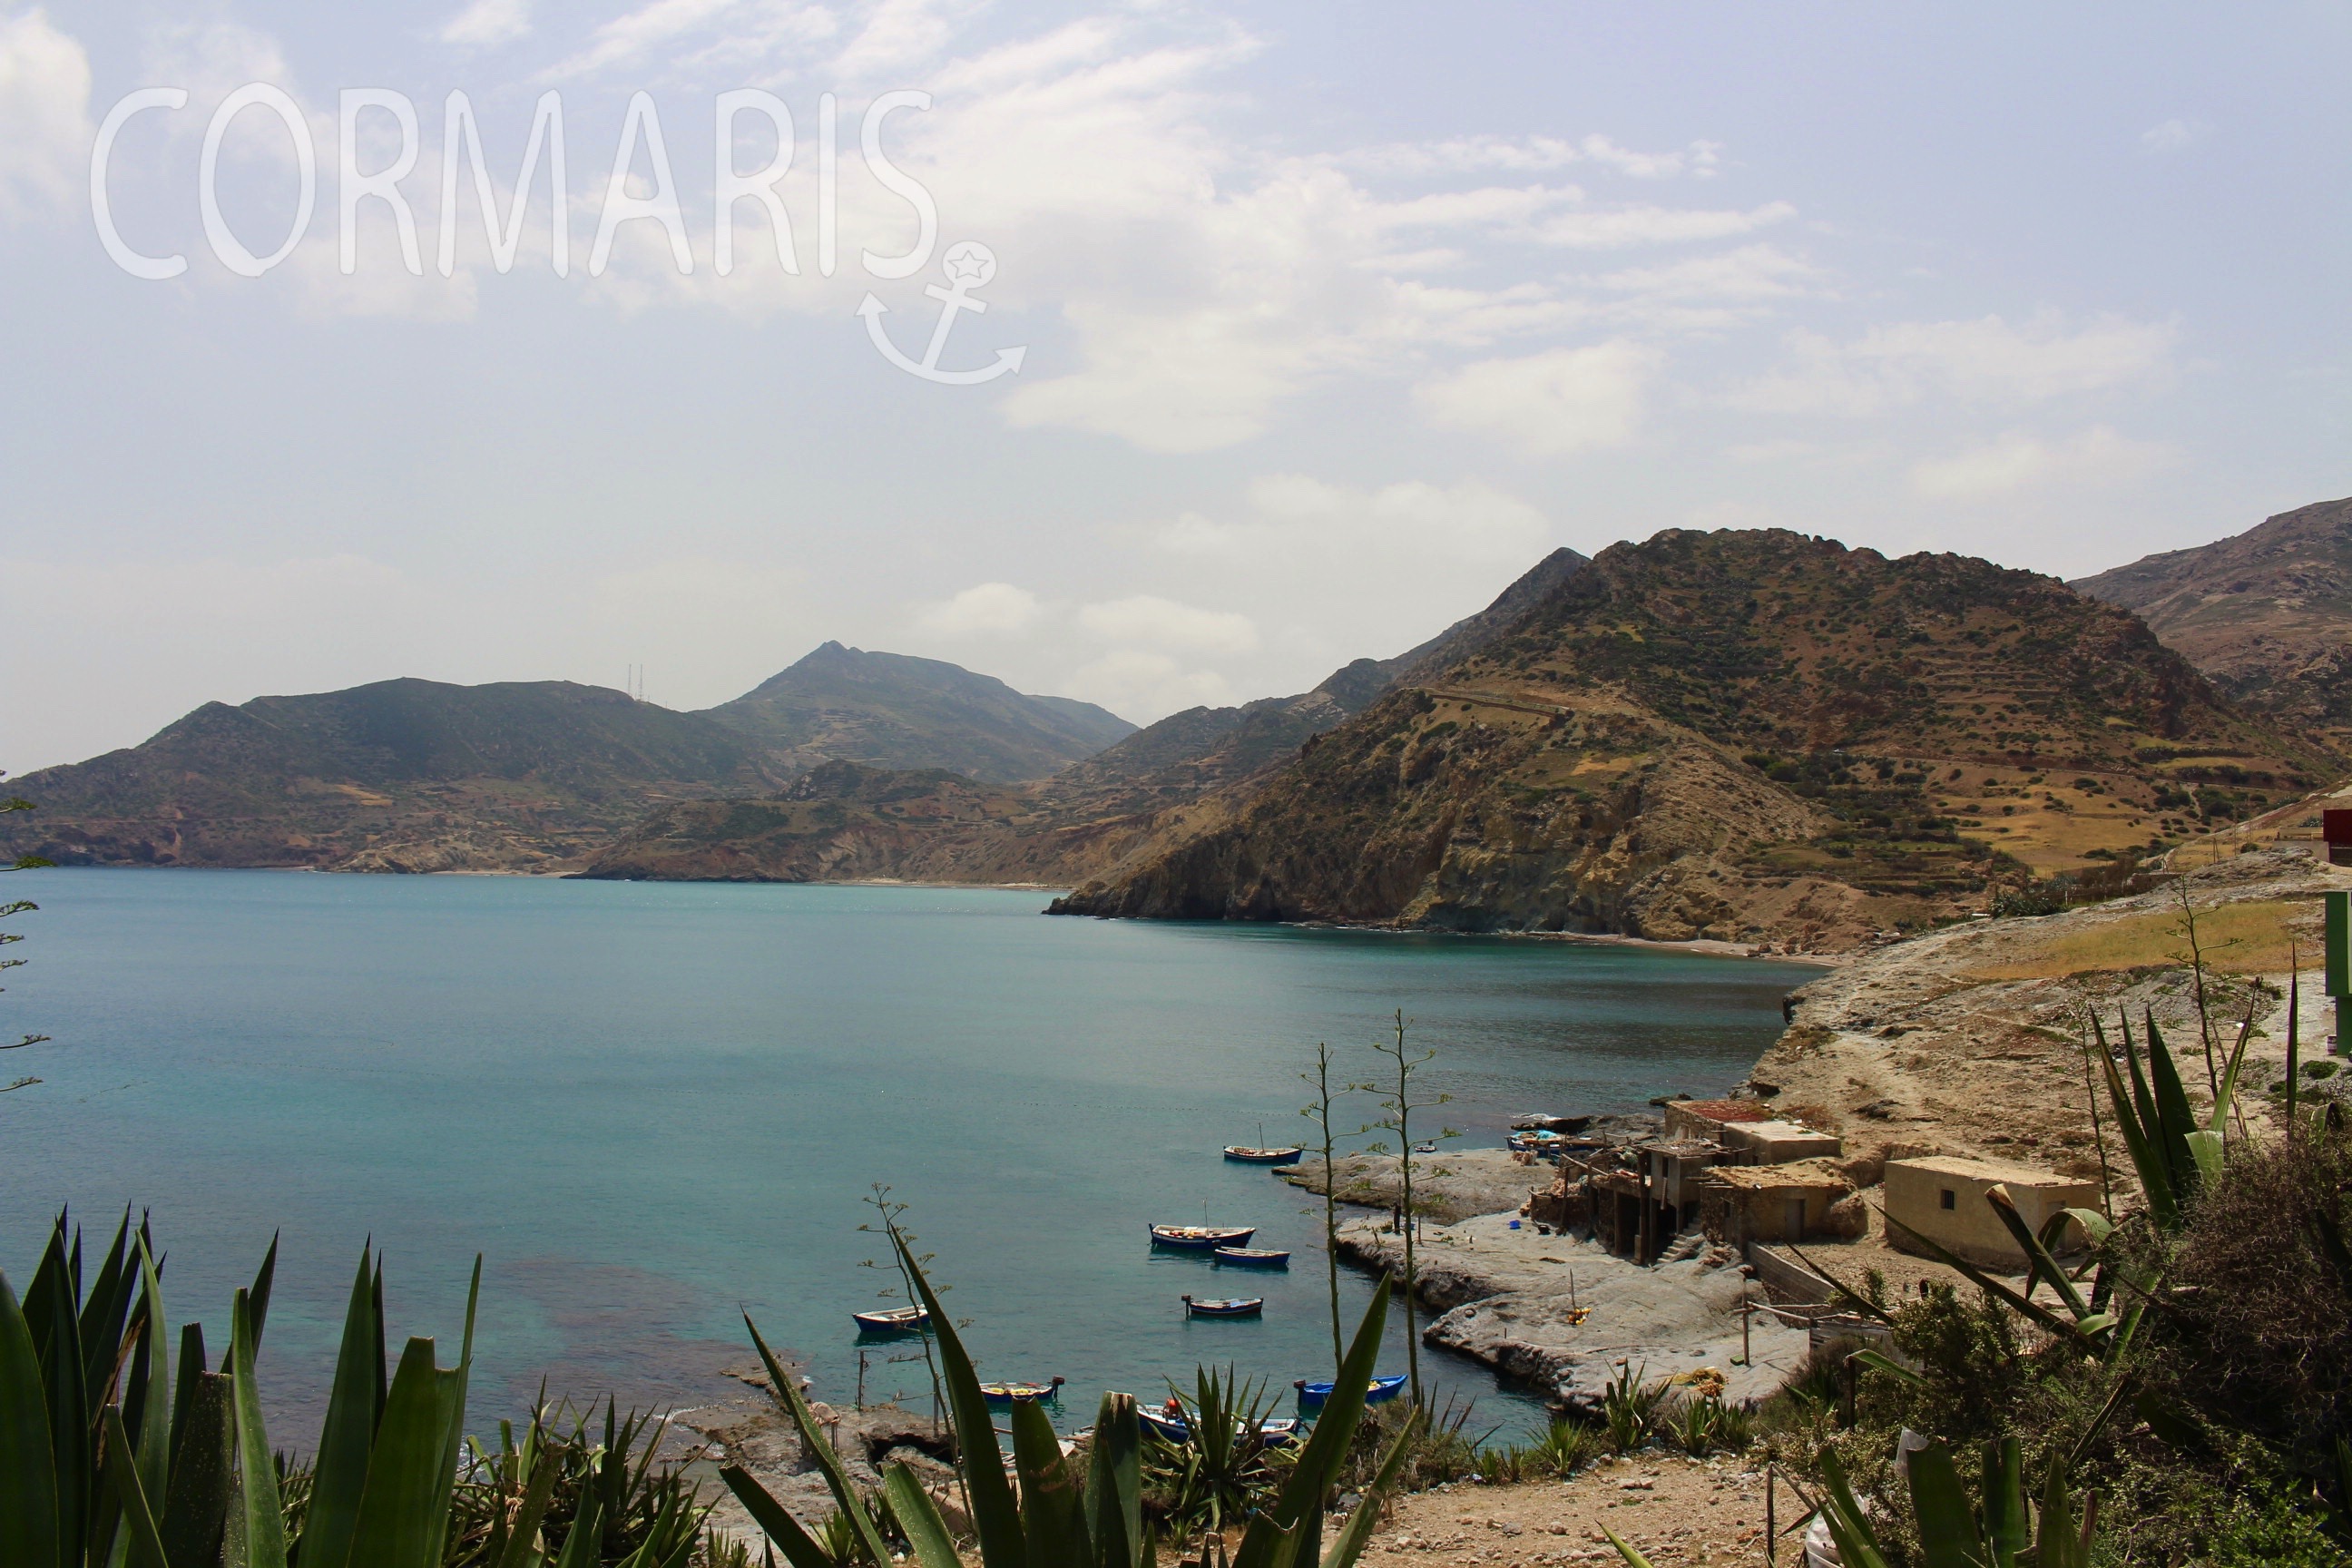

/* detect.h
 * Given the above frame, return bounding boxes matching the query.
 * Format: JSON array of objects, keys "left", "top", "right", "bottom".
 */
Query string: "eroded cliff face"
[{"left": 1048, "top": 685, "right": 1930, "bottom": 947}]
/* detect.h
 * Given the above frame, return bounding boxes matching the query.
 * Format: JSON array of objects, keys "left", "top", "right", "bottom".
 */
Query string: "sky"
[{"left": 1, "top": 2, "right": 2347, "bottom": 774}]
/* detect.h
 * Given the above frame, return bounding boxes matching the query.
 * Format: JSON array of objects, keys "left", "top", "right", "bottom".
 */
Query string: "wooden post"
[{"left": 1767, "top": 1466, "right": 1776, "bottom": 1568}]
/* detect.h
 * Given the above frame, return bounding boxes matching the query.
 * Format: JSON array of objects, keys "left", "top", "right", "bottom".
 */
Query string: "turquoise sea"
[{"left": 0, "top": 869, "right": 1818, "bottom": 1444}]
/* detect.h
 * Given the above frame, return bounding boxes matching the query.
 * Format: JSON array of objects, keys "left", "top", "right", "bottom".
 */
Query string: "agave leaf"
[
  {"left": 1901, "top": 1442, "right": 1980, "bottom": 1568},
  {"left": 2034, "top": 1450, "right": 2080, "bottom": 1568},
  {"left": 2184, "top": 1130, "right": 2224, "bottom": 1187},
  {"left": 80, "top": 1209, "right": 137, "bottom": 1417},
  {"left": 2209, "top": 1011, "right": 2254, "bottom": 1135},
  {"left": 1982, "top": 1438, "right": 2028, "bottom": 1563},
  {"left": 1847, "top": 1348, "right": 1925, "bottom": 1387},
  {"left": 1880, "top": 1211, "right": 2104, "bottom": 1354},
  {"left": 421, "top": 1259, "right": 482, "bottom": 1568},
  {"left": 2092, "top": 1017, "right": 2177, "bottom": 1230},
  {"left": 492, "top": 1444, "right": 564, "bottom": 1568},
  {"left": 0, "top": 1269, "right": 61, "bottom": 1568},
  {"left": 553, "top": 1487, "right": 604, "bottom": 1568},
  {"left": 720, "top": 1465, "right": 840, "bottom": 1568},
  {"left": 1321, "top": 1406, "right": 1422, "bottom": 1568},
  {"left": 2141, "top": 1014, "right": 2201, "bottom": 1201},
  {"left": 891, "top": 1236, "right": 1027, "bottom": 1568},
  {"left": 345, "top": 1338, "right": 455, "bottom": 1568},
  {"left": 305, "top": 1245, "right": 385, "bottom": 1568},
  {"left": 160, "top": 1367, "right": 231, "bottom": 1568},
  {"left": 244, "top": 1232, "right": 279, "bottom": 1357},
  {"left": 102, "top": 1405, "right": 174, "bottom": 1568},
  {"left": 740, "top": 1312, "right": 898, "bottom": 1568},
  {"left": 127, "top": 1240, "right": 171, "bottom": 1522},
  {"left": 1087, "top": 1392, "right": 1144, "bottom": 1568},
  {"left": 884, "top": 1462, "right": 966, "bottom": 1568},
  {"left": 1233, "top": 1276, "right": 1390, "bottom": 1568},
  {"left": 227, "top": 1288, "right": 289, "bottom": 1568},
  {"left": 1984, "top": 1186, "right": 2092, "bottom": 1318},
  {"left": 1012, "top": 1398, "right": 1087, "bottom": 1568},
  {"left": 33, "top": 1239, "right": 87, "bottom": 1564},
  {"left": 1599, "top": 1527, "right": 1655, "bottom": 1568},
  {"left": 1817, "top": 1450, "right": 1896, "bottom": 1568}
]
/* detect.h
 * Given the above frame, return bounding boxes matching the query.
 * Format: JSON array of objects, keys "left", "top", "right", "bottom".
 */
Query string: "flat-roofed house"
[
  {"left": 1698, "top": 1160, "right": 1857, "bottom": 1246},
  {"left": 1885, "top": 1156, "right": 2099, "bottom": 1269},
  {"left": 1720, "top": 1120, "right": 1845, "bottom": 1164}
]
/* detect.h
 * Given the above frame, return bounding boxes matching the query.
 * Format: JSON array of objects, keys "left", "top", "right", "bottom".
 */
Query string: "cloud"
[
  {"left": 1161, "top": 475, "right": 1551, "bottom": 570},
  {"left": 1060, "top": 649, "right": 1235, "bottom": 719},
  {"left": 0, "top": 9, "right": 92, "bottom": 220},
  {"left": 916, "top": 581, "right": 1041, "bottom": 635},
  {"left": 440, "top": 0, "right": 534, "bottom": 46},
  {"left": 1533, "top": 201, "right": 1794, "bottom": 249},
  {"left": 1729, "top": 311, "right": 2178, "bottom": 416},
  {"left": 1077, "top": 595, "right": 1259, "bottom": 655},
  {"left": 1337, "top": 132, "right": 1718, "bottom": 180},
  {"left": 1415, "top": 340, "right": 1662, "bottom": 456},
  {"left": 1906, "top": 426, "right": 2171, "bottom": 499},
  {"left": 1589, "top": 243, "right": 1829, "bottom": 303},
  {"left": 2141, "top": 118, "right": 2208, "bottom": 153}
]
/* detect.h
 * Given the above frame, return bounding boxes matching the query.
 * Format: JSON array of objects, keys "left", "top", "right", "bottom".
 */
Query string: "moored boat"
[
  {"left": 851, "top": 1305, "right": 931, "bottom": 1335},
  {"left": 1137, "top": 1406, "right": 1298, "bottom": 1446},
  {"left": 1211, "top": 1246, "right": 1290, "bottom": 1268},
  {"left": 1222, "top": 1145, "right": 1304, "bottom": 1164},
  {"left": 980, "top": 1377, "right": 1065, "bottom": 1406},
  {"left": 1149, "top": 1224, "right": 1256, "bottom": 1250},
  {"left": 1293, "top": 1373, "right": 1407, "bottom": 1412},
  {"left": 1181, "top": 1294, "right": 1264, "bottom": 1318}
]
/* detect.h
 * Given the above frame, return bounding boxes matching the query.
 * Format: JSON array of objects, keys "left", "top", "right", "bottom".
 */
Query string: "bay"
[{"left": 0, "top": 868, "right": 1818, "bottom": 1443}]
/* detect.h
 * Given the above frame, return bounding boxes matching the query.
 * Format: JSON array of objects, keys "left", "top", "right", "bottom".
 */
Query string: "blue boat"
[
  {"left": 1212, "top": 1246, "right": 1290, "bottom": 1269},
  {"left": 1150, "top": 1224, "right": 1256, "bottom": 1250},
  {"left": 852, "top": 1306, "right": 930, "bottom": 1335},
  {"left": 1138, "top": 1406, "right": 1192, "bottom": 1443},
  {"left": 1222, "top": 1145, "right": 1304, "bottom": 1165},
  {"left": 1181, "top": 1295, "right": 1264, "bottom": 1318},
  {"left": 1294, "top": 1374, "right": 1407, "bottom": 1412}
]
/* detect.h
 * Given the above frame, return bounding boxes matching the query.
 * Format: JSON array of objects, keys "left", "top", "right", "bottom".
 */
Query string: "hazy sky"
[{"left": 2, "top": 2, "right": 2347, "bottom": 773}]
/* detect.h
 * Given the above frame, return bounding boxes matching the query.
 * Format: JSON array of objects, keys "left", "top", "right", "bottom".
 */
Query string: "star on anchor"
[{"left": 859, "top": 241, "right": 1027, "bottom": 386}]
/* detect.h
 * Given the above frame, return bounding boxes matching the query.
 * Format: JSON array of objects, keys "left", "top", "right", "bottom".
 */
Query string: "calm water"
[{"left": 0, "top": 870, "right": 1817, "bottom": 1444}]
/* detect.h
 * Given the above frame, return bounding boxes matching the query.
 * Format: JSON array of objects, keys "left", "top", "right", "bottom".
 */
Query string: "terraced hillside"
[{"left": 1052, "top": 529, "right": 2332, "bottom": 950}]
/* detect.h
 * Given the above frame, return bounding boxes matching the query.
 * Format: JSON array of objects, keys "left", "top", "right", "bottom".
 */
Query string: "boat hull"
[
  {"left": 1212, "top": 1247, "right": 1290, "bottom": 1268},
  {"left": 1222, "top": 1147, "right": 1304, "bottom": 1165},
  {"left": 852, "top": 1308, "right": 931, "bottom": 1335},
  {"left": 1181, "top": 1296, "right": 1264, "bottom": 1318},
  {"left": 980, "top": 1380, "right": 1063, "bottom": 1406},
  {"left": 1149, "top": 1225, "right": 1256, "bottom": 1250},
  {"left": 1294, "top": 1374, "right": 1407, "bottom": 1411}
]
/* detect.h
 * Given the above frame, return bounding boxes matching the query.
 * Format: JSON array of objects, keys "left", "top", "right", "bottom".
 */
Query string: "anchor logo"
[{"left": 858, "top": 241, "right": 1027, "bottom": 385}]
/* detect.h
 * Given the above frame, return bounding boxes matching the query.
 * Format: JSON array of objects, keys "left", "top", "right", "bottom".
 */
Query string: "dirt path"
[{"left": 1377, "top": 1455, "right": 1777, "bottom": 1568}]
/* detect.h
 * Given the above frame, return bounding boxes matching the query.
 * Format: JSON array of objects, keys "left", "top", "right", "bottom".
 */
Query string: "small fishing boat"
[
  {"left": 851, "top": 1305, "right": 931, "bottom": 1335},
  {"left": 980, "top": 1377, "right": 1065, "bottom": 1406},
  {"left": 1222, "top": 1145, "right": 1304, "bottom": 1165},
  {"left": 1507, "top": 1129, "right": 1574, "bottom": 1156},
  {"left": 1136, "top": 1403, "right": 1300, "bottom": 1447},
  {"left": 1181, "top": 1295, "right": 1264, "bottom": 1318},
  {"left": 1212, "top": 1246, "right": 1290, "bottom": 1269},
  {"left": 1411, "top": 1142, "right": 1437, "bottom": 1155},
  {"left": 1138, "top": 1405, "right": 1192, "bottom": 1443},
  {"left": 1293, "top": 1374, "right": 1407, "bottom": 1412},
  {"left": 1149, "top": 1224, "right": 1257, "bottom": 1250}
]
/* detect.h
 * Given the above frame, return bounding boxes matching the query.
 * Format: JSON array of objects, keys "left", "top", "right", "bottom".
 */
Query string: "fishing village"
[{"left": 625, "top": 806, "right": 2352, "bottom": 1565}]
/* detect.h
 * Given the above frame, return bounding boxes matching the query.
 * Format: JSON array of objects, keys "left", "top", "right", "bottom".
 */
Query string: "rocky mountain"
[
  {"left": 5, "top": 644, "right": 1142, "bottom": 872},
  {"left": 581, "top": 551, "right": 1592, "bottom": 886},
  {"left": 1051, "top": 529, "right": 2331, "bottom": 951},
  {"left": 703, "top": 642, "right": 1133, "bottom": 784},
  {"left": 2, "top": 679, "right": 787, "bottom": 872},
  {"left": 2072, "top": 495, "right": 2352, "bottom": 733}
]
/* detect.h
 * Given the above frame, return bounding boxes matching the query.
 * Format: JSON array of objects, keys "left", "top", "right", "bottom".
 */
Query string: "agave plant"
[
  {"left": 1142, "top": 1366, "right": 1283, "bottom": 1537},
  {"left": 722, "top": 1233, "right": 1420, "bottom": 1568},
  {"left": 1600, "top": 1362, "right": 1666, "bottom": 1455},
  {"left": 0, "top": 1208, "right": 490, "bottom": 1568}
]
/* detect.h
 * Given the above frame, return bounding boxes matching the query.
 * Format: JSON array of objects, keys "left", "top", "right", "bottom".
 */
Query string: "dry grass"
[{"left": 1959, "top": 897, "right": 2318, "bottom": 981}]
